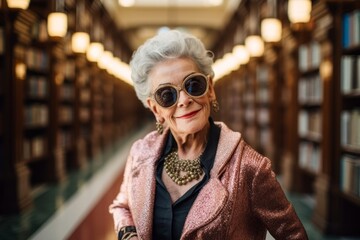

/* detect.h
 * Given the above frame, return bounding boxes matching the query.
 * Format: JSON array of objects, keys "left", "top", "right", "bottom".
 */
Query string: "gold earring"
[
  {"left": 211, "top": 100, "right": 220, "bottom": 113},
  {"left": 156, "top": 121, "right": 164, "bottom": 134}
]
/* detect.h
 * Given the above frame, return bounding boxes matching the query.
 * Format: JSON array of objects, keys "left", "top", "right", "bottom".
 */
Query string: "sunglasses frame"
[{"left": 151, "top": 73, "right": 210, "bottom": 108}]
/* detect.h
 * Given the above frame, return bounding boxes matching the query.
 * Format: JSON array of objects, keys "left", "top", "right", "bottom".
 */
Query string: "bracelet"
[
  {"left": 122, "top": 232, "right": 137, "bottom": 240},
  {"left": 118, "top": 226, "right": 137, "bottom": 240}
]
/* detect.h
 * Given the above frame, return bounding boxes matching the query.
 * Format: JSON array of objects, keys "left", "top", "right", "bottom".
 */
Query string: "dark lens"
[
  {"left": 184, "top": 75, "right": 207, "bottom": 97},
  {"left": 155, "top": 87, "right": 177, "bottom": 107}
]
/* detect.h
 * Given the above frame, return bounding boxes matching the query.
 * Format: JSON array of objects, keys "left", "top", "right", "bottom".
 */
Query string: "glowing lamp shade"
[
  {"left": 47, "top": 12, "right": 68, "bottom": 38},
  {"left": 288, "top": 0, "right": 312, "bottom": 23},
  {"left": 71, "top": 32, "right": 90, "bottom": 53},
  {"left": 245, "top": 35, "right": 264, "bottom": 57},
  {"left": 98, "top": 51, "right": 113, "bottom": 70},
  {"left": 6, "top": 0, "right": 30, "bottom": 9},
  {"left": 118, "top": 0, "right": 135, "bottom": 7},
  {"left": 261, "top": 18, "right": 282, "bottom": 42},
  {"left": 86, "top": 42, "right": 104, "bottom": 62},
  {"left": 232, "top": 45, "right": 250, "bottom": 65}
]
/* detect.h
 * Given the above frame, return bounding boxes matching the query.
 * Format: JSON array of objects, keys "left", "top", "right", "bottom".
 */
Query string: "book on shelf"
[
  {"left": 256, "top": 65, "right": 269, "bottom": 84},
  {"left": 31, "top": 20, "right": 48, "bottom": 42},
  {"left": 59, "top": 130, "right": 73, "bottom": 150},
  {"left": 60, "top": 85, "right": 75, "bottom": 101},
  {"left": 341, "top": 55, "right": 360, "bottom": 93},
  {"left": 26, "top": 48, "right": 49, "bottom": 72},
  {"left": 23, "top": 136, "right": 47, "bottom": 160},
  {"left": 298, "top": 110, "right": 322, "bottom": 140},
  {"left": 341, "top": 154, "right": 360, "bottom": 197},
  {"left": 342, "top": 10, "right": 360, "bottom": 49},
  {"left": 65, "top": 60, "right": 76, "bottom": 79},
  {"left": 80, "top": 90, "right": 91, "bottom": 103},
  {"left": 299, "top": 141, "right": 321, "bottom": 174},
  {"left": 28, "top": 76, "right": 48, "bottom": 98},
  {"left": 298, "top": 75, "right": 322, "bottom": 103},
  {"left": 299, "top": 41, "right": 321, "bottom": 71},
  {"left": 60, "top": 106, "right": 73, "bottom": 124},
  {"left": 24, "top": 105, "right": 49, "bottom": 127},
  {"left": 341, "top": 110, "right": 360, "bottom": 148}
]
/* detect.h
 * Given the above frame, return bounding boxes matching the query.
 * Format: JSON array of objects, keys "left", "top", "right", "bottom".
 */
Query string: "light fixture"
[
  {"left": 86, "top": 42, "right": 104, "bottom": 62},
  {"left": 261, "top": 18, "right": 282, "bottom": 42},
  {"left": 288, "top": 0, "right": 312, "bottom": 23},
  {"left": 212, "top": 58, "right": 226, "bottom": 82},
  {"left": 15, "top": 62, "right": 26, "bottom": 80},
  {"left": 320, "top": 60, "right": 332, "bottom": 80},
  {"left": 261, "top": 0, "right": 282, "bottom": 42},
  {"left": 223, "top": 53, "right": 239, "bottom": 73},
  {"left": 232, "top": 45, "right": 250, "bottom": 65},
  {"left": 6, "top": 0, "right": 30, "bottom": 9},
  {"left": 98, "top": 51, "right": 113, "bottom": 70},
  {"left": 71, "top": 32, "right": 90, "bottom": 53},
  {"left": 47, "top": 12, "right": 68, "bottom": 38},
  {"left": 118, "top": 0, "right": 135, "bottom": 7},
  {"left": 245, "top": 35, "right": 264, "bottom": 57}
]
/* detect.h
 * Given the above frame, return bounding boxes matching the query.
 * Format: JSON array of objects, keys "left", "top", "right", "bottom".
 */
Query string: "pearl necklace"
[{"left": 164, "top": 150, "right": 204, "bottom": 185}]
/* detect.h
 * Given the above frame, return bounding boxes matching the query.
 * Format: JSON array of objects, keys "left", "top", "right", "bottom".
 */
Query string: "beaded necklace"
[{"left": 164, "top": 150, "right": 204, "bottom": 185}]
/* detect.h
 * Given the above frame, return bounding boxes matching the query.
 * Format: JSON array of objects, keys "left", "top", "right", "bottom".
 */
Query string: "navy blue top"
[{"left": 152, "top": 118, "right": 220, "bottom": 240}]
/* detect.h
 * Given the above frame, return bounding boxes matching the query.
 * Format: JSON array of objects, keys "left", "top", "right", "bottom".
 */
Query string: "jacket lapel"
[
  {"left": 129, "top": 130, "right": 168, "bottom": 240},
  {"left": 181, "top": 178, "right": 228, "bottom": 238},
  {"left": 181, "top": 122, "right": 242, "bottom": 237}
]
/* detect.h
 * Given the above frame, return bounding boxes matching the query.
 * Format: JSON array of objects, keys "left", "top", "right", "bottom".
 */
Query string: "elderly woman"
[{"left": 109, "top": 30, "right": 308, "bottom": 240}]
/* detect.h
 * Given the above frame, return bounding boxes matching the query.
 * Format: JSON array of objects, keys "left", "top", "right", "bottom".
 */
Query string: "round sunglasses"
[{"left": 151, "top": 73, "right": 209, "bottom": 108}]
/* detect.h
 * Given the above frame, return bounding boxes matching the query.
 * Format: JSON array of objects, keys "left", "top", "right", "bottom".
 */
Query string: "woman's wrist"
[{"left": 118, "top": 226, "right": 137, "bottom": 240}]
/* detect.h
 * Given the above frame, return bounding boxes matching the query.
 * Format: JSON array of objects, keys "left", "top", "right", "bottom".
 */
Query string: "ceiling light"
[
  {"left": 71, "top": 32, "right": 90, "bottom": 53},
  {"left": 261, "top": 18, "right": 282, "bottom": 42},
  {"left": 47, "top": 12, "right": 68, "bottom": 38},
  {"left": 98, "top": 51, "right": 113, "bottom": 70},
  {"left": 245, "top": 35, "right": 264, "bottom": 57},
  {"left": 6, "top": 0, "right": 30, "bottom": 9},
  {"left": 288, "top": 0, "right": 312, "bottom": 23},
  {"left": 118, "top": 0, "right": 135, "bottom": 7},
  {"left": 86, "top": 42, "right": 104, "bottom": 62},
  {"left": 208, "top": 0, "right": 222, "bottom": 6},
  {"left": 232, "top": 45, "right": 249, "bottom": 65}
]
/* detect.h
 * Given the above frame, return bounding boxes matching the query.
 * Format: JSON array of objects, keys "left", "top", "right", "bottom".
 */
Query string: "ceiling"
[{"left": 101, "top": 0, "right": 242, "bottom": 51}]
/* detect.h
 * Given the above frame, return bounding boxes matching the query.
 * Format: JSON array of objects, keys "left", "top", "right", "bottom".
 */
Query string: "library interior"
[{"left": 0, "top": 0, "right": 360, "bottom": 239}]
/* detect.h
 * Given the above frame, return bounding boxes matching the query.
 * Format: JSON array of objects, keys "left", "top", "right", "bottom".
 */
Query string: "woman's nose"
[{"left": 177, "top": 89, "right": 193, "bottom": 107}]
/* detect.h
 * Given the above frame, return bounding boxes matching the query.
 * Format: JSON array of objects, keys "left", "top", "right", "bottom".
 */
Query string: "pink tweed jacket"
[{"left": 109, "top": 122, "right": 308, "bottom": 240}]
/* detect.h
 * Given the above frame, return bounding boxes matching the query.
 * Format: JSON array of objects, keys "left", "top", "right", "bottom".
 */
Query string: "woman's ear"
[
  {"left": 207, "top": 77, "right": 217, "bottom": 101},
  {"left": 147, "top": 98, "right": 162, "bottom": 120}
]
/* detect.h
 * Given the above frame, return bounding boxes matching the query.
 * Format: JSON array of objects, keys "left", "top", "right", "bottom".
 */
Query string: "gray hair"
[{"left": 129, "top": 30, "right": 214, "bottom": 108}]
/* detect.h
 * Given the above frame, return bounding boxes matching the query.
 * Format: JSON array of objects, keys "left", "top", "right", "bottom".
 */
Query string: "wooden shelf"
[
  {"left": 300, "top": 67, "right": 320, "bottom": 77},
  {"left": 342, "top": 145, "right": 360, "bottom": 155},
  {"left": 341, "top": 191, "right": 360, "bottom": 206},
  {"left": 342, "top": 44, "right": 360, "bottom": 55}
]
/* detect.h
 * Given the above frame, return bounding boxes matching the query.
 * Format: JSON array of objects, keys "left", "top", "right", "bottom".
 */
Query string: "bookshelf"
[
  {"left": 308, "top": 1, "right": 360, "bottom": 235},
  {"left": 260, "top": 44, "right": 284, "bottom": 173},
  {"left": 0, "top": 0, "right": 140, "bottom": 214},
  {"left": 89, "top": 63, "right": 103, "bottom": 159},
  {"left": 242, "top": 60, "right": 258, "bottom": 148},
  {"left": 331, "top": 1, "right": 360, "bottom": 233},
  {"left": 256, "top": 62, "right": 271, "bottom": 156},
  {"left": 297, "top": 40, "right": 322, "bottom": 186}
]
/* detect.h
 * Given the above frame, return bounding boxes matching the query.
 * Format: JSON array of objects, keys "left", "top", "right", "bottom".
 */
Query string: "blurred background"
[{"left": 0, "top": 0, "right": 360, "bottom": 239}]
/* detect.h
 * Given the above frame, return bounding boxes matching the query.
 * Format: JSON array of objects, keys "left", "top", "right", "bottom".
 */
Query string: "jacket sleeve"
[
  {"left": 109, "top": 152, "right": 135, "bottom": 233},
  {"left": 251, "top": 157, "right": 308, "bottom": 240}
]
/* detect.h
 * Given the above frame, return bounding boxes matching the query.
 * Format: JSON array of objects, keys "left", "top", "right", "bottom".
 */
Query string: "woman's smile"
[{"left": 176, "top": 109, "right": 201, "bottom": 119}]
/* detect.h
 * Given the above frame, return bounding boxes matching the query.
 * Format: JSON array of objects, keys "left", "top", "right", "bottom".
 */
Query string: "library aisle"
[{"left": 1, "top": 0, "right": 360, "bottom": 239}]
